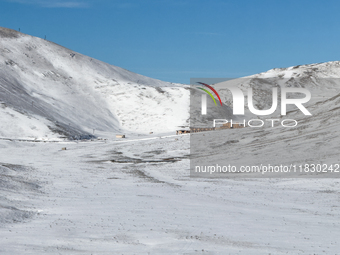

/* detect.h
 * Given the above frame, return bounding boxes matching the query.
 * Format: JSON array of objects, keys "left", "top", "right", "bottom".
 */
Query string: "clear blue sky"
[{"left": 1, "top": 0, "right": 340, "bottom": 83}]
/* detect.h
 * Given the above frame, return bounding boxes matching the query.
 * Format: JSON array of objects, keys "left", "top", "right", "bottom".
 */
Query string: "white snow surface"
[{"left": 0, "top": 135, "right": 339, "bottom": 254}]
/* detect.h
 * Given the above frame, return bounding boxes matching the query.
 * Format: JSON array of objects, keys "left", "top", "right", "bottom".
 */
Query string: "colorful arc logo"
[{"left": 197, "top": 82, "right": 222, "bottom": 115}]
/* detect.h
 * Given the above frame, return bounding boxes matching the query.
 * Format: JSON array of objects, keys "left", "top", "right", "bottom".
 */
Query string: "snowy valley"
[{"left": 0, "top": 27, "right": 340, "bottom": 254}]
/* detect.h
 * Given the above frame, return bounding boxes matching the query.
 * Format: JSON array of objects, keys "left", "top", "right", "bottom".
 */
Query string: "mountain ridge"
[{"left": 0, "top": 26, "right": 189, "bottom": 140}]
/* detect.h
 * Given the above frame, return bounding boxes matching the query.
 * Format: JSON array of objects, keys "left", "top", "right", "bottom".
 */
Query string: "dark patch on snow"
[
  {"left": 0, "top": 163, "right": 42, "bottom": 227},
  {"left": 0, "top": 27, "right": 20, "bottom": 38},
  {"left": 109, "top": 157, "right": 182, "bottom": 164},
  {"left": 129, "top": 169, "right": 165, "bottom": 183}
]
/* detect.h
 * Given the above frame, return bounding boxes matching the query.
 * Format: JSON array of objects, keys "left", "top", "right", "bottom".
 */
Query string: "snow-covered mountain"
[
  {"left": 2, "top": 25, "right": 340, "bottom": 140},
  {"left": 0, "top": 27, "right": 190, "bottom": 140},
  {"left": 215, "top": 62, "right": 340, "bottom": 119}
]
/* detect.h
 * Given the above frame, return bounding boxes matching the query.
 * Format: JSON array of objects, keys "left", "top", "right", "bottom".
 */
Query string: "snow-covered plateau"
[{"left": 0, "top": 27, "right": 340, "bottom": 254}]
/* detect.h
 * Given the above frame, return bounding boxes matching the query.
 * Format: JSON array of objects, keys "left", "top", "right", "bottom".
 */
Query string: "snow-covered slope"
[
  {"left": 2, "top": 25, "right": 340, "bottom": 140},
  {"left": 0, "top": 27, "right": 190, "bottom": 140},
  {"left": 215, "top": 62, "right": 340, "bottom": 119}
]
